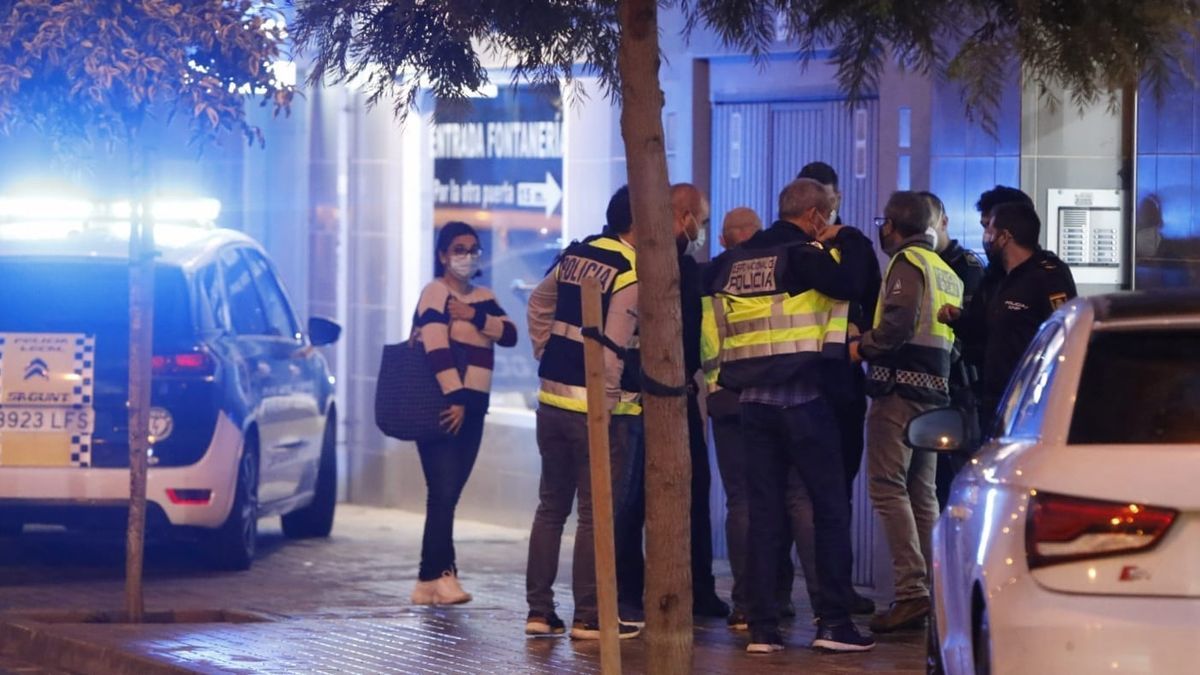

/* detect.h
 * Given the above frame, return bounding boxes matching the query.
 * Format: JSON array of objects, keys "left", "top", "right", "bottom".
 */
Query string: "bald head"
[{"left": 720, "top": 207, "right": 762, "bottom": 248}]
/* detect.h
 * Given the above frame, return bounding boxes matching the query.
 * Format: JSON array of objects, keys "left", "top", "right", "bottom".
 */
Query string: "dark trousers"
[
  {"left": 615, "top": 394, "right": 718, "bottom": 610},
  {"left": 713, "top": 413, "right": 814, "bottom": 612},
  {"left": 614, "top": 416, "right": 645, "bottom": 609},
  {"left": 415, "top": 409, "right": 487, "bottom": 581},
  {"left": 833, "top": 369, "right": 868, "bottom": 500},
  {"left": 526, "top": 406, "right": 629, "bottom": 624},
  {"left": 743, "top": 398, "right": 855, "bottom": 631}
]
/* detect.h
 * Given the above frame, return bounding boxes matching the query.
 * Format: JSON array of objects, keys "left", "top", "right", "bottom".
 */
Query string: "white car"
[
  {"left": 910, "top": 291, "right": 1200, "bottom": 675},
  {"left": 0, "top": 208, "right": 341, "bottom": 570}
]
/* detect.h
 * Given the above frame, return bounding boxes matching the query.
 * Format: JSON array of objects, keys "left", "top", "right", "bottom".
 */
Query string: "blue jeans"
[
  {"left": 742, "top": 398, "right": 855, "bottom": 630},
  {"left": 415, "top": 410, "right": 486, "bottom": 581}
]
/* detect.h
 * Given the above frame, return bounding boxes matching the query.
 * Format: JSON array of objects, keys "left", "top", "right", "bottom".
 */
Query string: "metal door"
[{"left": 709, "top": 97, "right": 880, "bottom": 588}]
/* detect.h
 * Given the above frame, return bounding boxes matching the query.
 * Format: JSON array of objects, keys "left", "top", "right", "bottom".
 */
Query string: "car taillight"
[
  {"left": 152, "top": 351, "right": 215, "bottom": 376},
  {"left": 1026, "top": 491, "right": 1177, "bottom": 569}
]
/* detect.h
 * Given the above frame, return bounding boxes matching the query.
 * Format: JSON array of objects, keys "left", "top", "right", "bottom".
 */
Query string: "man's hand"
[
  {"left": 448, "top": 298, "right": 476, "bottom": 322},
  {"left": 937, "top": 303, "right": 961, "bottom": 324},
  {"left": 849, "top": 340, "right": 863, "bottom": 364}
]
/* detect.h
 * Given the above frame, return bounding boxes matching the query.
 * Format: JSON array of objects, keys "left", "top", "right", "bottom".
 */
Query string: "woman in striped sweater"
[{"left": 410, "top": 221, "right": 518, "bottom": 605}]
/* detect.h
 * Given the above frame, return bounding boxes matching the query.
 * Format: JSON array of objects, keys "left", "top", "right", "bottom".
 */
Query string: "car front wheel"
[
  {"left": 281, "top": 411, "right": 337, "bottom": 539},
  {"left": 208, "top": 437, "right": 259, "bottom": 571}
]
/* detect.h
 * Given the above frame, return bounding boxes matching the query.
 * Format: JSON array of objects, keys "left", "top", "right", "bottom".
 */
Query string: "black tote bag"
[{"left": 375, "top": 329, "right": 449, "bottom": 443}]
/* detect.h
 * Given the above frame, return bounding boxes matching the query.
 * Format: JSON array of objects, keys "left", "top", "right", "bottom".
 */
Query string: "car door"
[
  {"left": 219, "top": 247, "right": 291, "bottom": 505},
  {"left": 941, "top": 321, "right": 1065, "bottom": 671},
  {"left": 241, "top": 248, "right": 324, "bottom": 502}
]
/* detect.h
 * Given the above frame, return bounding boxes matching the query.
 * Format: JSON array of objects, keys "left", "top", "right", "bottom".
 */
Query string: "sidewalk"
[{"left": 0, "top": 505, "right": 922, "bottom": 674}]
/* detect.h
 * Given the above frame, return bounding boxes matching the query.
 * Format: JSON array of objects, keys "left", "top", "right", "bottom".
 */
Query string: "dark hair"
[
  {"left": 605, "top": 185, "right": 633, "bottom": 235},
  {"left": 917, "top": 190, "right": 945, "bottom": 222},
  {"left": 434, "top": 221, "right": 481, "bottom": 278},
  {"left": 975, "top": 185, "right": 1033, "bottom": 217},
  {"left": 797, "top": 161, "right": 839, "bottom": 188},
  {"left": 990, "top": 201, "right": 1041, "bottom": 248},
  {"left": 884, "top": 191, "right": 932, "bottom": 237}
]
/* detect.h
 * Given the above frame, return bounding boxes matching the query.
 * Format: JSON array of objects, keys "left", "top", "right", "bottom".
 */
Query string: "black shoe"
[
  {"left": 525, "top": 611, "right": 566, "bottom": 636},
  {"left": 727, "top": 609, "right": 748, "bottom": 631},
  {"left": 852, "top": 592, "right": 876, "bottom": 616},
  {"left": 694, "top": 593, "right": 731, "bottom": 618},
  {"left": 746, "top": 627, "right": 785, "bottom": 654},
  {"left": 812, "top": 621, "right": 876, "bottom": 652},
  {"left": 869, "top": 597, "right": 930, "bottom": 633},
  {"left": 570, "top": 620, "right": 641, "bottom": 640}
]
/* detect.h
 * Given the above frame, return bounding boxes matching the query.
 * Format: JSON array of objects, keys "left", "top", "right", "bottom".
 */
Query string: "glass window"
[
  {"left": 993, "top": 322, "right": 1060, "bottom": 439},
  {"left": 1068, "top": 329, "right": 1200, "bottom": 444},
  {"left": 197, "top": 263, "right": 230, "bottom": 333},
  {"left": 220, "top": 248, "right": 268, "bottom": 336},
  {"left": 0, "top": 260, "right": 192, "bottom": 351},
  {"left": 243, "top": 249, "right": 299, "bottom": 340},
  {"left": 1010, "top": 323, "right": 1066, "bottom": 438}
]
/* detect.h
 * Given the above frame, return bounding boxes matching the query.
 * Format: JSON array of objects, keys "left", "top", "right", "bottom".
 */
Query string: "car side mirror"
[
  {"left": 905, "top": 407, "right": 967, "bottom": 453},
  {"left": 308, "top": 316, "right": 341, "bottom": 346}
]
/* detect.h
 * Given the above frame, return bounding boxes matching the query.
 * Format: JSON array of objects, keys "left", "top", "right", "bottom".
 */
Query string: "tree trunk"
[
  {"left": 125, "top": 143, "right": 154, "bottom": 623},
  {"left": 616, "top": 0, "right": 693, "bottom": 671}
]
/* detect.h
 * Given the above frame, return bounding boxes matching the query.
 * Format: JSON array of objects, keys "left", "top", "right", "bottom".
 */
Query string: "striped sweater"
[{"left": 414, "top": 279, "right": 518, "bottom": 410}]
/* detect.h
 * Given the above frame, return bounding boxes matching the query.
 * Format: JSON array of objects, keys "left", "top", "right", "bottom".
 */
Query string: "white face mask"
[
  {"left": 448, "top": 254, "right": 479, "bottom": 280},
  {"left": 684, "top": 226, "right": 705, "bottom": 257},
  {"left": 827, "top": 210, "right": 838, "bottom": 227},
  {"left": 926, "top": 226, "right": 939, "bottom": 250}
]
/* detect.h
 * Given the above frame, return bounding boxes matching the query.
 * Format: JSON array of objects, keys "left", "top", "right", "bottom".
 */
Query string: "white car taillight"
[{"left": 1026, "top": 491, "right": 1177, "bottom": 569}]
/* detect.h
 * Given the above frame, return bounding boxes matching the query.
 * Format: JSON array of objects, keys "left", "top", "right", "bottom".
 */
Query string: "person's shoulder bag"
[{"left": 375, "top": 324, "right": 450, "bottom": 443}]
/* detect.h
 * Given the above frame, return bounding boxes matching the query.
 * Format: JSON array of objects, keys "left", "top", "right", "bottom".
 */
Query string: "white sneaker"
[
  {"left": 434, "top": 571, "right": 472, "bottom": 604},
  {"left": 411, "top": 579, "right": 439, "bottom": 605}
]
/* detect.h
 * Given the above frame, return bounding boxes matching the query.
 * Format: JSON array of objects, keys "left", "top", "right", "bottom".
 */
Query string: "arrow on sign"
[{"left": 517, "top": 172, "right": 563, "bottom": 217}]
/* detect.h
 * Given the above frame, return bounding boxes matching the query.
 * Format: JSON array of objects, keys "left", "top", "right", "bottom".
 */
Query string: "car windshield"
[
  {"left": 0, "top": 259, "right": 192, "bottom": 348},
  {"left": 1068, "top": 328, "right": 1200, "bottom": 444}
]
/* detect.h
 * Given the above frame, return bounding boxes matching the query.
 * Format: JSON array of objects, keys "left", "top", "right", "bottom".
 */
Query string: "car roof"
[
  {"left": 0, "top": 220, "right": 259, "bottom": 269},
  {"left": 1089, "top": 289, "right": 1200, "bottom": 323}
]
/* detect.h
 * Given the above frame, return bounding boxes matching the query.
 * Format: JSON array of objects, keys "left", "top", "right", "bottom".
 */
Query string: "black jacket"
[{"left": 954, "top": 249, "right": 1077, "bottom": 412}]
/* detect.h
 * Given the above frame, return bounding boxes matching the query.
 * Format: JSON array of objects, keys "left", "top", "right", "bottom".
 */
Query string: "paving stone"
[{"left": 0, "top": 505, "right": 923, "bottom": 673}]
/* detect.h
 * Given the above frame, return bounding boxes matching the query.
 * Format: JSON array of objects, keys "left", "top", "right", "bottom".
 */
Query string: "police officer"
[
  {"left": 614, "top": 183, "right": 729, "bottom": 622},
  {"left": 711, "top": 178, "right": 875, "bottom": 654},
  {"left": 944, "top": 186, "right": 1036, "bottom": 432},
  {"left": 920, "top": 191, "right": 985, "bottom": 508},
  {"left": 524, "top": 186, "right": 642, "bottom": 641},
  {"left": 852, "top": 191, "right": 963, "bottom": 633},
  {"left": 939, "top": 200, "right": 1077, "bottom": 435}
]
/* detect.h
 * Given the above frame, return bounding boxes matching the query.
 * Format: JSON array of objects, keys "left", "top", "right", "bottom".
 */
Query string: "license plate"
[{"left": 0, "top": 407, "right": 94, "bottom": 434}]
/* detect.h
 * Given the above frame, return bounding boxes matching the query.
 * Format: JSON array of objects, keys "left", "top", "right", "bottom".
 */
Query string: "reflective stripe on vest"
[
  {"left": 538, "top": 380, "right": 643, "bottom": 416},
  {"left": 537, "top": 235, "right": 641, "bottom": 416},
  {"left": 700, "top": 295, "right": 723, "bottom": 393},
  {"left": 869, "top": 246, "right": 963, "bottom": 395},
  {"left": 718, "top": 289, "right": 850, "bottom": 362},
  {"left": 712, "top": 241, "right": 850, "bottom": 390}
]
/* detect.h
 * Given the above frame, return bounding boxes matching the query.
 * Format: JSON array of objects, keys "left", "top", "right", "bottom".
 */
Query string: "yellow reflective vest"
[
  {"left": 709, "top": 241, "right": 850, "bottom": 390},
  {"left": 865, "top": 245, "right": 964, "bottom": 403}
]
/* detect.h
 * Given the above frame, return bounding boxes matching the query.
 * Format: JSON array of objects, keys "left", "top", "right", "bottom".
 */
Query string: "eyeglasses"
[
  {"left": 449, "top": 245, "right": 483, "bottom": 257},
  {"left": 872, "top": 216, "right": 888, "bottom": 229}
]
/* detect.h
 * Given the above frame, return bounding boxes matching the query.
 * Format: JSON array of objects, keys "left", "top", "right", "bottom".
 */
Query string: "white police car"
[{"left": 0, "top": 198, "right": 340, "bottom": 570}]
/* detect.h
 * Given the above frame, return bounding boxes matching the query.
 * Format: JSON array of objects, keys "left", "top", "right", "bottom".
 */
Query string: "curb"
[{"left": 0, "top": 617, "right": 194, "bottom": 675}]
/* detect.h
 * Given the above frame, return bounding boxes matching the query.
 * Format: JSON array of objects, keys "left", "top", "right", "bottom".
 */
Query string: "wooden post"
[{"left": 581, "top": 277, "right": 621, "bottom": 675}]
